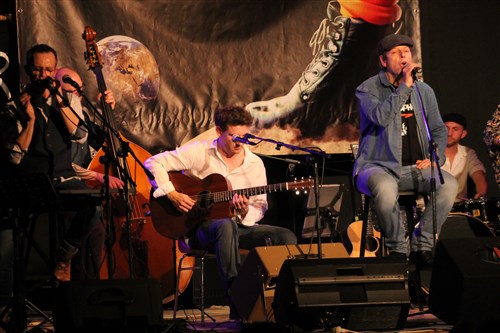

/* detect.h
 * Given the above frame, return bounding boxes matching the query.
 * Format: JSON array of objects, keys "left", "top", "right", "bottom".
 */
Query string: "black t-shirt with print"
[{"left": 401, "top": 97, "right": 424, "bottom": 165}]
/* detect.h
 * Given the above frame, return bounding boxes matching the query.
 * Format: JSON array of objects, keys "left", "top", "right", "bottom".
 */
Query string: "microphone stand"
[
  {"left": 49, "top": 86, "right": 90, "bottom": 134},
  {"left": 77, "top": 88, "right": 155, "bottom": 278},
  {"left": 254, "top": 153, "right": 303, "bottom": 245},
  {"left": 79, "top": 91, "right": 155, "bottom": 181},
  {"left": 246, "top": 134, "right": 330, "bottom": 259},
  {"left": 413, "top": 81, "right": 444, "bottom": 250}
]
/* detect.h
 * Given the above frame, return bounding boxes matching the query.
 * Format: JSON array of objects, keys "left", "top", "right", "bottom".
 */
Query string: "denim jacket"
[{"left": 353, "top": 71, "right": 447, "bottom": 179}]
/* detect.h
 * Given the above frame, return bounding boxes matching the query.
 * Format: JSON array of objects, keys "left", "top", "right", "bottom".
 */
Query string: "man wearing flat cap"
[
  {"left": 353, "top": 34, "right": 457, "bottom": 270},
  {"left": 441, "top": 112, "right": 487, "bottom": 202}
]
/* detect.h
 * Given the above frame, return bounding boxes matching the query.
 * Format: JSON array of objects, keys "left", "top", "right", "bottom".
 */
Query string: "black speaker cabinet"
[
  {"left": 53, "top": 278, "right": 163, "bottom": 333},
  {"left": 429, "top": 237, "right": 500, "bottom": 325},
  {"left": 273, "top": 256, "right": 410, "bottom": 332},
  {"left": 229, "top": 243, "right": 349, "bottom": 323}
]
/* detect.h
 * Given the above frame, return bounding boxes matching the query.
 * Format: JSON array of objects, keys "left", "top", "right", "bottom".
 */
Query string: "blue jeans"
[
  {"left": 189, "top": 218, "right": 297, "bottom": 292},
  {"left": 356, "top": 165, "right": 458, "bottom": 253}
]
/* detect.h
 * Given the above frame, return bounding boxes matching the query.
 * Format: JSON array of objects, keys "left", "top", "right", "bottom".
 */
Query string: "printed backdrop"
[{"left": 16, "top": 0, "right": 420, "bottom": 155}]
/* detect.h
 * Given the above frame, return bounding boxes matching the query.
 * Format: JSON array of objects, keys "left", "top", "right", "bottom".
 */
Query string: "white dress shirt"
[
  {"left": 442, "top": 144, "right": 486, "bottom": 201},
  {"left": 145, "top": 139, "right": 268, "bottom": 226}
]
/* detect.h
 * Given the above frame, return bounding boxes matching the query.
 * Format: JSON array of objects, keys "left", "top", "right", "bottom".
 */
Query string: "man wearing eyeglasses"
[{"left": 0, "top": 44, "right": 102, "bottom": 296}]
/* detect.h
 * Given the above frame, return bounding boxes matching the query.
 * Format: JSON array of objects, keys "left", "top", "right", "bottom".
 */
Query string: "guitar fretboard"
[{"left": 191, "top": 180, "right": 310, "bottom": 203}]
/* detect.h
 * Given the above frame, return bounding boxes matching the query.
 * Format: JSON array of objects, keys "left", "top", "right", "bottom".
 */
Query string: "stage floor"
[
  {"left": 163, "top": 305, "right": 452, "bottom": 333},
  {"left": 22, "top": 304, "right": 452, "bottom": 333}
]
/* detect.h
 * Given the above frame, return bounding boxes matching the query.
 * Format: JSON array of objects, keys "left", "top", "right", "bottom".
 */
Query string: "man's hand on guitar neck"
[
  {"left": 231, "top": 193, "right": 249, "bottom": 218},
  {"left": 167, "top": 190, "right": 195, "bottom": 213}
]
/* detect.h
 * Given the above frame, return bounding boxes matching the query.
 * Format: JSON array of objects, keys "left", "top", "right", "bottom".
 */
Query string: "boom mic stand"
[
  {"left": 76, "top": 89, "right": 155, "bottom": 279},
  {"left": 254, "top": 153, "right": 304, "bottom": 244},
  {"left": 245, "top": 134, "right": 330, "bottom": 259},
  {"left": 413, "top": 81, "right": 445, "bottom": 250},
  {"left": 48, "top": 84, "right": 90, "bottom": 134}
]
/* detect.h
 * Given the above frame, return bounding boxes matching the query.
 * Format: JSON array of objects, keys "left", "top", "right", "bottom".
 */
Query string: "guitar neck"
[{"left": 210, "top": 182, "right": 292, "bottom": 203}]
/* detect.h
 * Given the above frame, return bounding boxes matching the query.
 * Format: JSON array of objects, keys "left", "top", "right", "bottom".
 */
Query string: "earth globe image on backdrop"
[{"left": 97, "top": 35, "right": 160, "bottom": 104}]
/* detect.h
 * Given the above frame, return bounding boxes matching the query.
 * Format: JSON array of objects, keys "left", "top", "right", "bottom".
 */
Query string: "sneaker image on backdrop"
[{"left": 246, "top": 0, "right": 405, "bottom": 143}]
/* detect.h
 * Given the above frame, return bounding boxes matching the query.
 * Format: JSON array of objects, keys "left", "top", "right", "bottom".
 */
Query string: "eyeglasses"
[{"left": 29, "top": 66, "right": 56, "bottom": 74}]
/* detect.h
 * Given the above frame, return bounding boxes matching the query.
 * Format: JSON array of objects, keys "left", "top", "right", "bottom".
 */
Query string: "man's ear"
[
  {"left": 379, "top": 54, "right": 387, "bottom": 68},
  {"left": 461, "top": 129, "right": 468, "bottom": 139},
  {"left": 215, "top": 126, "right": 222, "bottom": 137}
]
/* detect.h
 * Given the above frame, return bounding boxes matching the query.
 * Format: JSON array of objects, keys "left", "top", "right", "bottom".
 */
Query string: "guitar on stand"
[{"left": 347, "top": 193, "right": 381, "bottom": 257}]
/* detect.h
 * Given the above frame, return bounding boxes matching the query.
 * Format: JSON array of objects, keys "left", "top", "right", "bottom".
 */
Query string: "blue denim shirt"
[{"left": 353, "top": 71, "right": 447, "bottom": 179}]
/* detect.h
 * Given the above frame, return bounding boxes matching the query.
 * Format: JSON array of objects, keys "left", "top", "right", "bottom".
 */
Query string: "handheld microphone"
[
  {"left": 25, "top": 77, "right": 58, "bottom": 98},
  {"left": 62, "top": 75, "right": 83, "bottom": 94},
  {"left": 46, "top": 77, "right": 60, "bottom": 94},
  {"left": 40, "top": 76, "right": 58, "bottom": 87},
  {"left": 232, "top": 134, "right": 256, "bottom": 146}
]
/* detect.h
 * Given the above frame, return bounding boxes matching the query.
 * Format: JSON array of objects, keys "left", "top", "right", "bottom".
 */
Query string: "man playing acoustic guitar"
[{"left": 145, "top": 105, "right": 297, "bottom": 319}]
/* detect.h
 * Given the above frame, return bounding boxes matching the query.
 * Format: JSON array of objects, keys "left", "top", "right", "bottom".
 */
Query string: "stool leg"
[
  {"left": 173, "top": 255, "right": 186, "bottom": 319},
  {"left": 360, "top": 196, "right": 369, "bottom": 258},
  {"left": 380, "top": 236, "right": 386, "bottom": 256},
  {"left": 200, "top": 255, "right": 205, "bottom": 326}
]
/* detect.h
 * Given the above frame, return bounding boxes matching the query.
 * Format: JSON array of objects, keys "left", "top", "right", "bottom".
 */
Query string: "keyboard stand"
[{"left": 0, "top": 174, "right": 59, "bottom": 333}]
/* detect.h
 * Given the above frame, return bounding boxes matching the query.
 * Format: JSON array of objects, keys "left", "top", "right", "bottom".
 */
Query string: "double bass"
[{"left": 82, "top": 26, "right": 192, "bottom": 303}]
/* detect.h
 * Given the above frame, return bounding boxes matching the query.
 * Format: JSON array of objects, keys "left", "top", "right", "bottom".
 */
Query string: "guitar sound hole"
[
  {"left": 197, "top": 191, "right": 213, "bottom": 209},
  {"left": 365, "top": 237, "right": 379, "bottom": 252}
]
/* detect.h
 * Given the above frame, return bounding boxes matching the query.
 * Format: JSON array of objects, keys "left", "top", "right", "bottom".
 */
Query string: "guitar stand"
[{"left": 0, "top": 174, "right": 59, "bottom": 333}]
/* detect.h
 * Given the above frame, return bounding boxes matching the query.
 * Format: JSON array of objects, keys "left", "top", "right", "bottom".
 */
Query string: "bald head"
[{"left": 55, "top": 67, "right": 83, "bottom": 95}]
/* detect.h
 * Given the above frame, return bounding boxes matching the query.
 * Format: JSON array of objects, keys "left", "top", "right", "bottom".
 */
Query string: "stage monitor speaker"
[
  {"left": 273, "top": 256, "right": 410, "bottom": 332},
  {"left": 229, "top": 243, "right": 349, "bottom": 323},
  {"left": 429, "top": 237, "right": 500, "bottom": 325},
  {"left": 53, "top": 278, "right": 163, "bottom": 333}
]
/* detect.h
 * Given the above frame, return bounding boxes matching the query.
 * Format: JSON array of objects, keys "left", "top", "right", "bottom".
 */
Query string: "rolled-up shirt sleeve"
[{"left": 144, "top": 142, "right": 202, "bottom": 198}]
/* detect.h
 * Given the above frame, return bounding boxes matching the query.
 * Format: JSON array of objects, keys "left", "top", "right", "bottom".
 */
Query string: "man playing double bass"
[{"left": 145, "top": 105, "right": 297, "bottom": 319}]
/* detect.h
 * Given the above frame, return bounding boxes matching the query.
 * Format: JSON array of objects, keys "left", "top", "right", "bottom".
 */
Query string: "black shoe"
[
  {"left": 409, "top": 251, "right": 434, "bottom": 271},
  {"left": 229, "top": 303, "right": 242, "bottom": 321}
]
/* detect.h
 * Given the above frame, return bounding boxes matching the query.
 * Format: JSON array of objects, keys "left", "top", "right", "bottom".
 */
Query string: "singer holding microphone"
[
  {"left": 353, "top": 35, "right": 457, "bottom": 270},
  {"left": 144, "top": 105, "right": 296, "bottom": 320},
  {"left": 0, "top": 44, "right": 101, "bottom": 288}
]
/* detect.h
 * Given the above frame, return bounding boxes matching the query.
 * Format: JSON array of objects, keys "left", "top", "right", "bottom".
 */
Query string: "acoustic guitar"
[
  {"left": 347, "top": 194, "right": 381, "bottom": 257},
  {"left": 150, "top": 172, "right": 313, "bottom": 239}
]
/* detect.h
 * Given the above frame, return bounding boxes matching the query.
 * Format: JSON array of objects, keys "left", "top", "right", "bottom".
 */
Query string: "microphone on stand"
[
  {"left": 232, "top": 134, "right": 256, "bottom": 146},
  {"left": 62, "top": 75, "right": 83, "bottom": 94}
]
